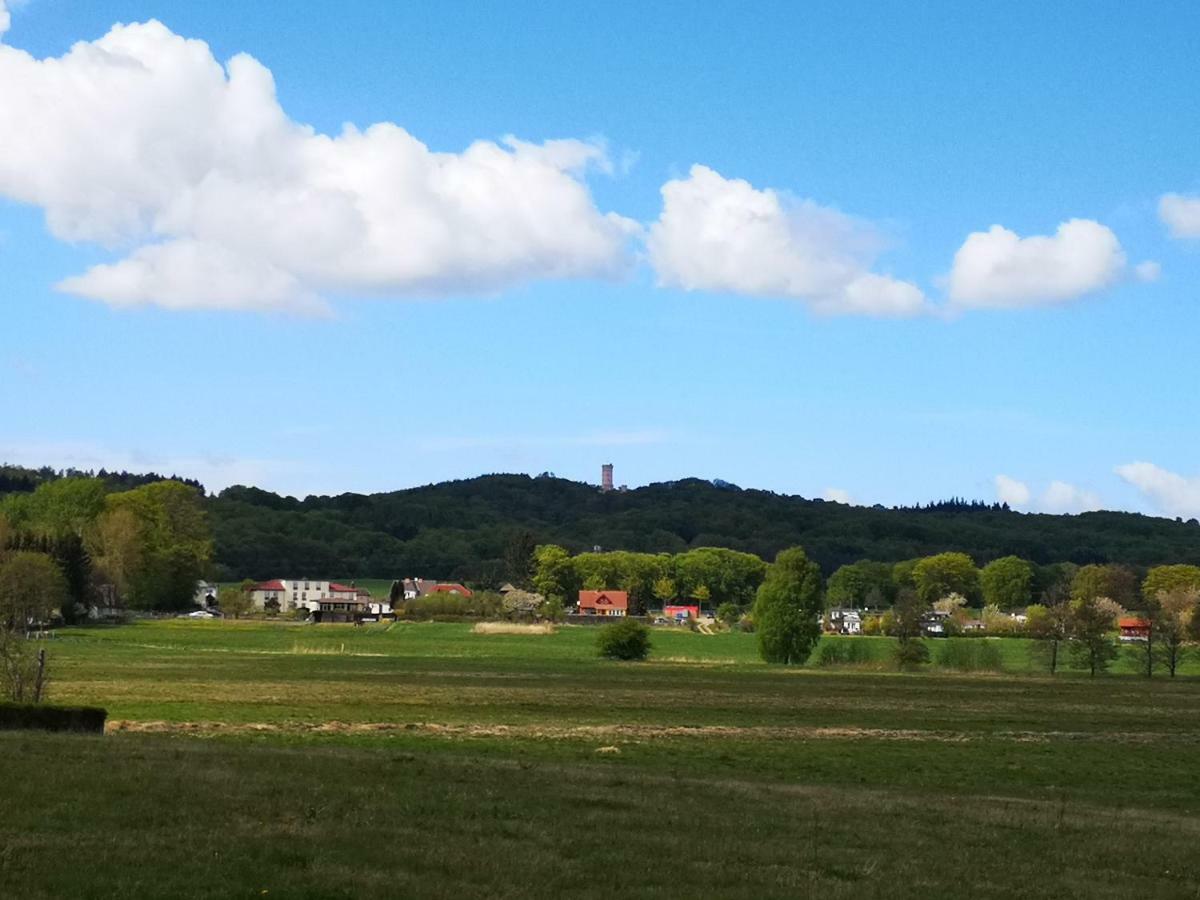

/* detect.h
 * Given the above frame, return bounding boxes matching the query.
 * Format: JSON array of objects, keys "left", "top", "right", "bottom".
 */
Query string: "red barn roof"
[
  {"left": 1119, "top": 617, "right": 1151, "bottom": 629},
  {"left": 433, "top": 583, "right": 473, "bottom": 597},
  {"left": 578, "top": 590, "right": 629, "bottom": 611}
]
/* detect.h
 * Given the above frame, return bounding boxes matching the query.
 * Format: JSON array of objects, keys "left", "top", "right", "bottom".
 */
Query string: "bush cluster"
[{"left": 597, "top": 619, "right": 651, "bottom": 661}]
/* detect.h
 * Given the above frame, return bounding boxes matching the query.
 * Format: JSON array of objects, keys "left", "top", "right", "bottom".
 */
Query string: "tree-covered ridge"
[{"left": 207, "top": 473, "right": 1200, "bottom": 582}]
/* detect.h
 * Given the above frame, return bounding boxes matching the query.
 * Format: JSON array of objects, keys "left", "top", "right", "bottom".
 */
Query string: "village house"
[
  {"left": 578, "top": 590, "right": 628, "bottom": 617},
  {"left": 826, "top": 607, "right": 863, "bottom": 635},
  {"left": 1119, "top": 617, "right": 1152, "bottom": 643},
  {"left": 249, "top": 579, "right": 360, "bottom": 614}
]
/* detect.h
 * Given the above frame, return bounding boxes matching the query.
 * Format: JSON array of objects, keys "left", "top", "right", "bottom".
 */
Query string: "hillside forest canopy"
[{"left": 2, "top": 465, "right": 1200, "bottom": 616}]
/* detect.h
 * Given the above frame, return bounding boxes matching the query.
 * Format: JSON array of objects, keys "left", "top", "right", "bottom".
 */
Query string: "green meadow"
[{"left": 3, "top": 620, "right": 1200, "bottom": 898}]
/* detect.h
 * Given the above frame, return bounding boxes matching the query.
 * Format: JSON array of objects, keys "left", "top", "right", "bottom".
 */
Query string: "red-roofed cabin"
[
  {"left": 664, "top": 603, "right": 699, "bottom": 621},
  {"left": 1119, "top": 617, "right": 1151, "bottom": 642},
  {"left": 578, "top": 590, "right": 628, "bottom": 617},
  {"left": 432, "top": 583, "right": 473, "bottom": 598}
]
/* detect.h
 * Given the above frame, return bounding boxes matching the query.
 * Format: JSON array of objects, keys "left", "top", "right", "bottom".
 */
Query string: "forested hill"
[{"left": 206, "top": 474, "right": 1200, "bottom": 582}]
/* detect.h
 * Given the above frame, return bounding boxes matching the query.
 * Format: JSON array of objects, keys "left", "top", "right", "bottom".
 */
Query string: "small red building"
[
  {"left": 1118, "top": 617, "right": 1151, "bottom": 642},
  {"left": 663, "top": 603, "right": 699, "bottom": 621},
  {"left": 578, "top": 590, "right": 628, "bottom": 617},
  {"left": 431, "top": 583, "right": 473, "bottom": 597}
]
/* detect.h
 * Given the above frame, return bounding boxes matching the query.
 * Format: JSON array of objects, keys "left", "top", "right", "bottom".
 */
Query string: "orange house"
[
  {"left": 1118, "top": 617, "right": 1151, "bottom": 642},
  {"left": 578, "top": 590, "right": 628, "bottom": 617}
]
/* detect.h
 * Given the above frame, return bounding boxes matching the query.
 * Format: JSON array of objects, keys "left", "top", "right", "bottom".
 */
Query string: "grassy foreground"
[{"left": 2, "top": 620, "right": 1199, "bottom": 898}]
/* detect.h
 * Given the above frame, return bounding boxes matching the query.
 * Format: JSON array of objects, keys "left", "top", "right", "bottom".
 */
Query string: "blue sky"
[{"left": 2, "top": 0, "right": 1199, "bottom": 516}]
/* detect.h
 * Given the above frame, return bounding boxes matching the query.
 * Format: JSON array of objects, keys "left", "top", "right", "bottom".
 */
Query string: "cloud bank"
[
  {"left": 948, "top": 219, "right": 1126, "bottom": 309},
  {"left": 647, "top": 165, "right": 928, "bottom": 316},
  {"left": 0, "top": 20, "right": 636, "bottom": 312},
  {"left": 993, "top": 474, "right": 1101, "bottom": 515},
  {"left": 1116, "top": 462, "right": 1200, "bottom": 520},
  {"left": 1159, "top": 193, "right": 1200, "bottom": 239}
]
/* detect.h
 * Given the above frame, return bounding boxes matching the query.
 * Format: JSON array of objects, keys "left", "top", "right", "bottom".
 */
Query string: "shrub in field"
[
  {"left": 597, "top": 619, "right": 651, "bottom": 661},
  {"left": 815, "top": 638, "right": 874, "bottom": 667},
  {"left": 935, "top": 638, "right": 1003, "bottom": 672},
  {"left": 0, "top": 702, "right": 106, "bottom": 733},
  {"left": 716, "top": 602, "right": 741, "bottom": 627}
]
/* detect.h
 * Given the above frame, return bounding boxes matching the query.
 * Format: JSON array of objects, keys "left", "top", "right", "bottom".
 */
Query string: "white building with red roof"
[
  {"left": 577, "top": 590, "right": 628, "bottom": 617},
  {"left": 250, "top": 579, "right": 360, "bottom": 614}
]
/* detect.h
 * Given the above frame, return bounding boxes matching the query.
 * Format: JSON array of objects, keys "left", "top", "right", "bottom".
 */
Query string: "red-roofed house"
[
  {"left": 578, "top": 590, "right": 628, "bottom": 617},
  {"left": 1119, "top": 617, "right": 1151, "bottom": 642},
  {"left": 432, "top": 583, "right": 473, "bottom": 598}
]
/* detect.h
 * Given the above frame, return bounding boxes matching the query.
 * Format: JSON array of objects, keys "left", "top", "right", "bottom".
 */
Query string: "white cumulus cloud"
[
  {"left": 1040, "top": 480, "right": 1102, "bottom": 515},
  {"left": 0, "top": 20, "right": 637, "bottom": 312},
  {"left": 1159, "top": 193, "right": 1200, "bottom": 239},
  {"left": 647, "top": 165, "right": 928, "bottom": 317},
  {"left": 994, "top": 475, "right": 1031, "bottom": 508},
  {"left": 948, "top": 219, "right": 1125, "bottom": 309},
  {"left": 1116, "top": 461, "right": 1200, "bottom": 519},
  {"left": 993, "top": 474, "right": 1100, "bottom": 514}
]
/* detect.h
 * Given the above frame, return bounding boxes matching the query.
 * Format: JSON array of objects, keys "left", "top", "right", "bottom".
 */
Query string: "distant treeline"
[
  {"left": 5, "top": 466, "right": 1200, "bottom": 588},
  {"left": 204, "top": 473, "right": 1200, "bottom": 583},
  {"left": 0, "top": 465, "right": 205, "bottom": 496}
]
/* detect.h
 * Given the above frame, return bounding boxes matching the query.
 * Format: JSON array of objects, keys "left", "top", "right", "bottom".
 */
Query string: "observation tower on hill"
[{"left": 601, "top": 463, "right": 614, "bottom": 492}]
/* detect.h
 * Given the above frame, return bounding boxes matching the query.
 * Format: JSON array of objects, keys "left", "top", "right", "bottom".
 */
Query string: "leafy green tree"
[
  {"left": 1142, "top": 565, "right": 1200, "bottom": 602},
  {"left": 531, "top": 544, "right": 580, "bottom": 603},
  {"left": 0, "top": 551, "right": 68, "bottom": 628},
  {"left": 652, "top": 577, "right": 676, "bottom": 605},
  {"left": 1149, "top": 589, "right": 1198, "bottom": 677},
  {"left": 1071, "top": 564, "right": 1138, "bottom": 608},
  {"left": 104, "top": 481, "right": 212, "bottom": 611},
  {"left": 753, "top": 547, "right": 823, "bottom": 665},
  {"left": 980, "top": 556, "right": 1034, "bottom": 609},
  {"left": 502, "top": 530, "right": 537, "bottom": 588},
  {"left": 892, "top": 588, "right": 930, "bottom": 669},
  {"left": 1069, "top": 596, "right": 1119, "bottom": 676},
  {"left": 596, "top": 619, "right": 650, "bottom": 661},
  {"left": 826, "top": 560, "right": 896, "bottom": 608},
  {"left": 891, "top": 558, "right": 920, "bottom": 591},
  {"left": 218, "top": 585, "right": 251, "bottom": 619},
  {"left": 716, "top": 602, "right": 741, "bottom": 627},
  {"left": 1025, "top": 601, "right": 1071, "bottom": 674},
  {"left": 912, "top": 553, "right": 980, "bottom": 606}
]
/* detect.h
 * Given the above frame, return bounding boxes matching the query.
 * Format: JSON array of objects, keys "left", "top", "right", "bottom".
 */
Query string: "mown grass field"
[{"left": 3, "top": 620, "right": 1200, "bottom": 898}]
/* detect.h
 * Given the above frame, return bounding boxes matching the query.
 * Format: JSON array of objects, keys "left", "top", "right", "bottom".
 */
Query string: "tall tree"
[
  {"left": 1071, "top": 564, "right": 1138, "bottom": 608},
  {"left": 912, "top": 553, "right": 981, "bottom": 606},
  {"left": 0, "top": 551, "right": 68, "bottom": 628},
  {"left": 1025, "top": 601, "right": 1071, "bottom": 675},
  {"left": 753, "top": 547, "right": 823, "bottom": 665},
  {"left": 502, "top": 530, "right": 537, "bottom": 589},
  {"left": 826, "top": 560, "right": 896, "bottom": 608},
  {"left": 980, "top": 556, "right": 1034, "bottom": 609},
  {"left": 1069, "top": 596, "right": 1119, "bottom": 677},
  {"left": 1142, "top": 565, "right": 1200, "bottom": 602},
  {"left": 892, "top": 588, "right": 931, "bottom": 669},
  {"left": 1150, "top": 588, "right": 1198, "bottom": 678}
]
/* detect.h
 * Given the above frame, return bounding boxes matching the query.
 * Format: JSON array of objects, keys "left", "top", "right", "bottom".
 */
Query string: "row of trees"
[
  {"left": 826, "top": 553, "right": 1196, "bottom": 612},
  {"left": 742, "top": 548, "right": 1200, "bottom": 676},
  {"left": 530, "top": 545, "right": 768, "bottom": 615},
  {"left": 0, "top": 477, "right": 213, "bottom": 623}
]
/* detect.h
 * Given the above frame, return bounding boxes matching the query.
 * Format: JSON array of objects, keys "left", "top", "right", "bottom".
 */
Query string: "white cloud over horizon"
[
  {"left": 1159, "top": 193, "right": 1200, "bottom": 239},
  {"left": 993, "top": 474, "right": 1102, "bottom": 515},
  {"left": 948, "top": 219, "right": 1126, "bottom": 309},
  {"left": 647, "top": 165, "right": 929, "bottom": 317},
  {"left": 0, "top": 19, "right": 637, "bottom": 312},
  {"left": 1116, "top": 461, "right": 1200, "bottom": 520},
  {"left": 822, "top": 488, "right": 854, "bottom": 505}
]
